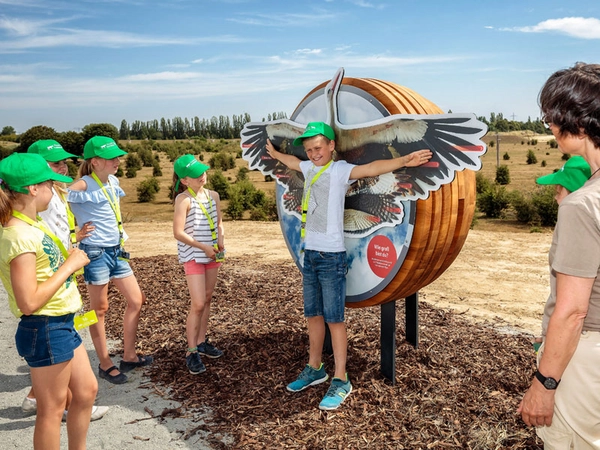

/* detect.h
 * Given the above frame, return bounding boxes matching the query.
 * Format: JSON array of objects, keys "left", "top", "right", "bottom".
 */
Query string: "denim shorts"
[
  {"left": 302, "top": 250, "right": 347, "bottom": 323},
  {"left": 15, "top": 314, "right": 82, "bottom": 368},
  {"left": 79, "top": 243, "right": 133, "bottom": 285}
]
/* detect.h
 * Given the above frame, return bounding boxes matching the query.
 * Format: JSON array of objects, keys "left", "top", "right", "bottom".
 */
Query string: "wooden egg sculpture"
[{"left": 241, "top": 68, "right": 487, "bottom": 308}]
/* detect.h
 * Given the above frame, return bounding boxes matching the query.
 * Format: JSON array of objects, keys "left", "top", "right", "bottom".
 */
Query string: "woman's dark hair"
[{"left": 539, "top": 62, "right": 600, "bottom": 148}]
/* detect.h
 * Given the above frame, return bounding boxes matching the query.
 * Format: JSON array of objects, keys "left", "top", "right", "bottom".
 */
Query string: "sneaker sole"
[
  {"left": 188, "top": 366, "right": 207, "bottom": 374},
  {"left": 286, "top": 374, "right": 329, "bottom": 392},
  {"left": 318, "top": 384, "right": 353, "bottom": 411},
  {"left": 198, "top": 352, "right": 222, "bottom": 359}
]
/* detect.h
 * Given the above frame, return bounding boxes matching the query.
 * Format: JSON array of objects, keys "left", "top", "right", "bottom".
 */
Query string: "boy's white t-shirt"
[{"left": 299, "top": 159, "right": 355, "bottom": 253}]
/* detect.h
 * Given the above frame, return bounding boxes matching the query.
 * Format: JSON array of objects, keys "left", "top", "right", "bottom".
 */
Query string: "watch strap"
[{"left": 534, "top": 370, "right": 560, "bottom": 389}]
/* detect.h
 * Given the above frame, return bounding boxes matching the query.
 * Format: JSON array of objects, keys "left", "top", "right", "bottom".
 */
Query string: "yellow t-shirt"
[{"left": 0, "top": 225, "right": 81, "bottom": 318}]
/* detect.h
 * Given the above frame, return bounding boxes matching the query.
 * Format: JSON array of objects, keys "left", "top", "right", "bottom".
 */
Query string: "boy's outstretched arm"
[
  {"left": 350, "top": 149, "right": 432, "bottom": 179},
  {"left": 266, "top": 139, "right": 302, "bottom": 172}
]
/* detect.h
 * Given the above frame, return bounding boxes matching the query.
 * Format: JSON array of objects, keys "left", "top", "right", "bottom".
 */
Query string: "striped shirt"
[{"left": 176, "top": 191, "right": 219, "bottom": 264}]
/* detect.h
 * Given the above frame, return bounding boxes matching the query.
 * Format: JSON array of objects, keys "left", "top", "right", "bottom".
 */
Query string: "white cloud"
[
  {"left": 294, "top": 48, "right": 323, "bottom": 56},
  {"left": 0, "top": 27, "right": 248, "bottom": 52},
  {"left": 120, "top": 71, "right": 202, "bottom": 82},
  {"left": 0, "top": 16, "right": 75, "bottom": 36},
  {"left": 507, "top": 17, "right": 600, "bottom": 39},
  {"left": 227, "top": 11, "right": 337, "bottom": 27}
]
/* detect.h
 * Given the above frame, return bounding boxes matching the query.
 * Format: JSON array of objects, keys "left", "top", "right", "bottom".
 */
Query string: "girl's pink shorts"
[{"left": 183, "top": 260, "right": 221, "bottom": 275}]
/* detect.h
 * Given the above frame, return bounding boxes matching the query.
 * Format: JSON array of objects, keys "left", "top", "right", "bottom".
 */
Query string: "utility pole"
[{"left": 496, "top": 132, "right": 500, "bottom": 167}]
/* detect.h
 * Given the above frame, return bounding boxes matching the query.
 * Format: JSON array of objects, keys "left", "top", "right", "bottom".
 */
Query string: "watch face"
[{"left": 544, "top": 378, "right": 558, "bottom": 389}]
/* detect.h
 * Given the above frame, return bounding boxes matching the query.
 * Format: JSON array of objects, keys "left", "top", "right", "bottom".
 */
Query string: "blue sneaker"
[
  {"left": 318, "top": 376, "right": 352, "bottom": 410},
  {"left": 197, "top": 339, "right": 223, "bottom": 359},
  {"left": 286, "top": 363, "right": 328, "bottom": 392},
  {"left": 186, "top": 352, "right": 206, "bottom": 374}
]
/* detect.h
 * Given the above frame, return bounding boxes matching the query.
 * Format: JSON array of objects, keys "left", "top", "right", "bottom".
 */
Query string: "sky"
[{"left": 0, "top": 0, "right": 599, "bottom": 134}]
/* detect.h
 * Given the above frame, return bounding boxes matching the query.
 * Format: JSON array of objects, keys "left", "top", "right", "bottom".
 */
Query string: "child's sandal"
[{"left": 98, "top": 365, "right": 128, "bottom": 384}]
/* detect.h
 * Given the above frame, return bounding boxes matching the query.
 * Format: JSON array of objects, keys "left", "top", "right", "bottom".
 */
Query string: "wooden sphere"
[{"left": 295, "top": 76, "right": 476, "bottom": 308}]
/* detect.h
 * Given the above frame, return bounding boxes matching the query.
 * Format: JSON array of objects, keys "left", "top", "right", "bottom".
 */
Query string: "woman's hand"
[{"left": 518, "top": 380, "right": 555, "bottom": 427}]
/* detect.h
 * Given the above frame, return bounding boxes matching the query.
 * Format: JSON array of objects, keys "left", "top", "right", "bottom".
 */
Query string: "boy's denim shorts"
[
  {"left": 79, "top": 243, "right": 133, "bottom": 285},
  {"left": 302, "top": 250, "right": 347, "bottom": 323},
  {"left": 15, "top": 313, "right": 82, "bottom": 368}
]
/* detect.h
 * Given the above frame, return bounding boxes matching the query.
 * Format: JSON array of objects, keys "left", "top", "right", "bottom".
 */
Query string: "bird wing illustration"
[
  {"left": 240, "top": 120, "right": 309, "bottom": 220},
  {"left": 240, "top": 67, "right": 487, "bottom": 236},
  {"left": 344, "top": 175, "right": 405, "bottom": 234}
]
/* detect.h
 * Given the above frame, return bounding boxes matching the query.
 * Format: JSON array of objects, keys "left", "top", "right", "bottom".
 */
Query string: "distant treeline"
[
  {"left": 476, "top": 112, "right": 550, "bottom": 135},
  {"left": 0, "top": 111, "right": 548, "bottom": 153},
  {"left": 118, "top": 111, "right": 288, "bottom": 141},
  {"left": 0, "top": 111, "right": 289, "bottom": 156}
]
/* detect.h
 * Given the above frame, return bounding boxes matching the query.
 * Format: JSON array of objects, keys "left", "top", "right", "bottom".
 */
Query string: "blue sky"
[{"left": 1, "top": 0, "right": 599, "bottom": 133}]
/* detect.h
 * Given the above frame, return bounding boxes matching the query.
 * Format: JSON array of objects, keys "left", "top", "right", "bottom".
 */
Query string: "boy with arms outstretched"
[{"left": 266, "top": 121, "right": 432, "bottom": 410}]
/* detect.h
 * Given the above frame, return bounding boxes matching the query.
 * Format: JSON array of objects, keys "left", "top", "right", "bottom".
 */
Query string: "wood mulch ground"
[{"left": 80, "top": 255, "right": 542, "bottom": 450}]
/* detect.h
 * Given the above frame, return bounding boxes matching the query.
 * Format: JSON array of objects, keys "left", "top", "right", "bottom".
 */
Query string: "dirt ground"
[{"left": 124, "top": 220, "right": 552, "bottom": 337}]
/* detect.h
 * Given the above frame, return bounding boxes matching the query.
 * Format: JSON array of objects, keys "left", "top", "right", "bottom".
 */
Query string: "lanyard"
[
  {"left": 10, "top": 210, "right": 79, "bottom": 280},
  {"left": 301, "top": 160, "right": 332, "bottom": 238},
  {"left": 58, "top": 191, "right": 77, "bottom": 246},
  {"left": 91, "top": 172, "right": 125, "bottom": 247},
  {"left": 187, "top": 187, "right": 219, "bottom": 251}
]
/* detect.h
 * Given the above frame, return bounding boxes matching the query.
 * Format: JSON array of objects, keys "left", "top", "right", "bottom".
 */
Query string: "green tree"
[
  {"left": 526, "top": 150, "right": 538, "bottom": 165},
  {"left": 477, "top": 185, "right": 511, "bottom": 218},
  {"left": 209, "top": 152, "right": 235, "bottom": 171},
  {"left": 126, "top": 153, "right": 143, "bottom": 171},
  {"left": 18, "top": 125, "right": 59, "bottom": 152},
  {"left": 137, "top": 177, "right": 161, "bottom": 202},
  {"left": 1, "top": 126, "right": 15, "bottom": 135},
  {"left": 119, "top": 120, "right": 130, "bottom": 140},
  {"left": 59, "top": 131, "right": 84, "bottom": 157},
  {"left": 208, "top": 170, "right": 229, "bottom": 200},
  {"left": 81, "top": 123, "right": 119, "bottom": 143},
  {"left": 495, "top": 165, "right": 510, "bottom": 185}
]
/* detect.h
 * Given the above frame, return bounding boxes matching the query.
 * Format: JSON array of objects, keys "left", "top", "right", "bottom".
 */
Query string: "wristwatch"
[{"left": 534, "top": 370, "right": 560, "bottom": 390}]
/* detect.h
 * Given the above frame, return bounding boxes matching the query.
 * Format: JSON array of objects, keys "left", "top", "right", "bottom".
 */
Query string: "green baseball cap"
[
  {"left": 83, "top": 136, "right": 127, "bottom": 160},
  {"left": 0, "top": 153, "right": 72, "bottom": 194},
  {"left": 27, "top": 139, "right": 77, "bottom": 162},
  {"left": 292, "top": 122, "right": 336, "bottom": 146},
  {"left": 174, "top": 154, "right": 210, "bottom": 179},
  {"left": 536, "top": 156, "right": 591, "bottom": 193}
]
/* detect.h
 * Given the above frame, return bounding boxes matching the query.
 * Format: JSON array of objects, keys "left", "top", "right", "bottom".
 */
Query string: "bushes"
[
  {"left": 511, "top": 186, "right": 558, "bottom": 227},
  {"left": 126, "top": 153, "right": 142, "bottom": 178},
  {"left": 526, "top": 150, "right": 537, "bottom": 165},
  {"left": 209, "top": 152, "right": 236, "bottom": 171},
  {"left": 208, "top": 170, "right": 230, "bottom": 200},
  {"left": 225, "top": 180, "right": 277, "bottom": 221},
  {"left": 477, "top": 184, "right": 511, "bottom": 218},
  {"left": 476, "top": 172, "right": 492, "bottom": 194},
  {"left": 495, "top": 165, "right": 510, "bottom": 185},
  {"left": 137, "top": 177, "right": 161, "bottom": 202}
]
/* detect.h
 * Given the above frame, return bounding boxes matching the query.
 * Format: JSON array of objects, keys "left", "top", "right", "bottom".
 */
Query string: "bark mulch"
[{"left": 80, "top": 255, "right": 542, "bottom": 450}]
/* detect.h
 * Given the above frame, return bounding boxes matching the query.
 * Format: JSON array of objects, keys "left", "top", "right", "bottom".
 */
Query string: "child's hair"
[
  {"left": 0, "top": 187, "right": 19, "bottom": 225},
  {"left": 171, "top": 171, "right": 187, "bottom": 204},
  {"left": 53, "top": 181, "right": 68, "bottom": 197},
  {"left": 78, "top": 160, "right": 94, "bottom": 178}
]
